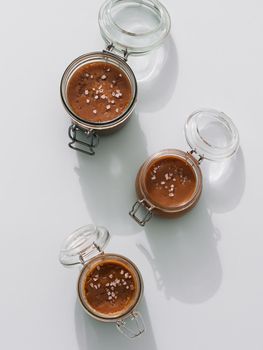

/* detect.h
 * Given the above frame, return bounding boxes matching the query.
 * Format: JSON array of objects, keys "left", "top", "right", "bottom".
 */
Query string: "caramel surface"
[
  {"left": 83, "top": 260, "right": 138, "bottom": 317},
  {"left": 67, "top": 62, "right": 132, "bottom": 123},
  {"left": 145, "top": 156, "right": 197, "bottom": 208}
]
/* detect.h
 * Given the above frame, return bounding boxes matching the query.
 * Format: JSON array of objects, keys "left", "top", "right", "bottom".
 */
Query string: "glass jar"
[
  {"left": 60, "top": 0, "right": 171, "bottom": 155},
  {"left": 59, "top": 224, "right": 145, "bottom": 339},
  {"left": 129, "top": 109, "right": 240, "bottom": 225}
]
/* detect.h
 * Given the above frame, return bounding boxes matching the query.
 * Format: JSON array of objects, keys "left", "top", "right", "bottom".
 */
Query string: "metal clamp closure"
[
  {"left": 116, "top": 311, "right": 145, "bottom": 339},
  {"left": 78, "top": 241, "right": 103, "bottom": 265},
  {"left": 188, "top": 149, "right": 204, "bottom": 164},
  {"left": 104, "top": 42, "right": 129, "bottom": 61},
  {"left": 68, "top": 124, "right": 99, "bottom": 155},
  {"left": 129, "top": 199, "right": 154, "bottom": 226}
]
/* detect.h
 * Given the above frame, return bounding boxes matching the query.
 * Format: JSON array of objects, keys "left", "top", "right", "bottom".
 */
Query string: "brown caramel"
[
  {"left": 145, "top": 156, "right": 197, "bottom": 208},
  {"left": 67, "top": 62, "right": 132, "bottom": 123},
  {"left": 83, "top": 260, "right": 138, "bottom": 318}
]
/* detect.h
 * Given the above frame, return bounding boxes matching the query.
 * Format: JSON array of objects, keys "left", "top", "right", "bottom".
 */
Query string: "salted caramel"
[
  {"left": 145, "top": 156, "right": 197, "bottom": 209},
  {"left": 81, "top": 259, "right": 138, "bottom": 318},
  {"left": 67, "top": 62, "right": 132, "bottom": 123}
]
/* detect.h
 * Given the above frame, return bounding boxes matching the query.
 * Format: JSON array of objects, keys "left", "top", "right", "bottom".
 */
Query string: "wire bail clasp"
[
  {"left": 129, "top": 199, "right": 154, "bottom": 226},
  {"left": 68, "top": 124, "right": 99, "bottom": 155},
  {"left": 104, "top": 42, "right": 129, "bottom": 61},
  {"left": 116, "top": 311, "right": 145, "bottom": 339}
]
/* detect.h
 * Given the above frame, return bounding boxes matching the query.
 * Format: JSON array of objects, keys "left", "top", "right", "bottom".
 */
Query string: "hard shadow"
[
  {"left": 74, "top": 297, "right": 157, "bottom": 350},
  {"left": 129, "top": 35, "right": 178, "bottom": 113},
  {"left": 139, "top": 200, "right": 222, "bottom": 303},
  {"left": 137, "top": 148, "right": 246, "bottom": 304},
  {"left": 74, "top": 36, "right": 177, "bottom": 237},
  {"left": 74, "top": 113, "right": 148, "bottom": 236},
  {"left": 203, "top": 148, "right": 246, "bottom": 213}
]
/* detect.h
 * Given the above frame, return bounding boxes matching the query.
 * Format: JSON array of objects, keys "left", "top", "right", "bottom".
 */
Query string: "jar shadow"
[
  {"left": 74, "top": 113, "right": 148, "bottom": 236},
  {"left": 137, "top": 148, "right": 245, "bottom": 304},
  {"left": 129, "top": 35, "right": 178, "bottom": 113},
  {"left": 74, "top": 297, "right": 157, "bottom": 350},
  {"left": 139, "top": 200, "right": 222, "bottom": 303},
  {"left": 203, "top": 148, "right": 246, "bottom": 213}
]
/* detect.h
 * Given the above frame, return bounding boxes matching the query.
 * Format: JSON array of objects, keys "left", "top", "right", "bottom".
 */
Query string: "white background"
[{"left": 0, "top": 0, "right": 262, "bottom": 349}]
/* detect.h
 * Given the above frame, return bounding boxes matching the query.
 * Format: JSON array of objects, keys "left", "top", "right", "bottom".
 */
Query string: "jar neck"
[{"left": 138, "top": 149, "right": 203, "bottom": 213}]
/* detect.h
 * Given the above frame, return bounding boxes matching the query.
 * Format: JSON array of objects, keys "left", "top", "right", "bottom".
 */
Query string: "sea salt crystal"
[
  {"left": 101, "top": 74, "right": 107, "bottom": 80},
  {"left": 93, "top": 109, "right": 97, "bottom": 114},
  {"left": 84, "top": 90, "right": 89, "bottom": 95}
]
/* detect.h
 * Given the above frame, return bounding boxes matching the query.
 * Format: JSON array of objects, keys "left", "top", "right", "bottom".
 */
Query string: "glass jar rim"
[
  {"left": 138, "top": 149, "right": 203, "bottom": 213},
  {"left": 77, "top": 253, "right": 143, "bottom": 321},
  {"left": 60, "top": 51, "right": 137, "bottom": 129}
]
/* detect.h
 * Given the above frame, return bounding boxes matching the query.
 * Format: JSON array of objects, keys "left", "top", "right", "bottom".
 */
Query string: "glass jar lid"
[
  {"left": 59, "top": 225, "right": 110, "bottom": 266},
  {"left": 184, "top": 109, "right": 239, "bottom": 161},
  {"left": 99, "top": 0, "right": 171, "bottom": 55}
]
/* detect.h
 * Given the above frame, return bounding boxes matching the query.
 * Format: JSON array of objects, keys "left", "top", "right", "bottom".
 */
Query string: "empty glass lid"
[
  {"left": 99, "top": 0, "right": 171, "bottom": 55},
  {"left": 59, "top": 225, "right": 110, "bottom": 266},
  {"left": 184, "top": 109, "right": 239, "bottom": 161}
]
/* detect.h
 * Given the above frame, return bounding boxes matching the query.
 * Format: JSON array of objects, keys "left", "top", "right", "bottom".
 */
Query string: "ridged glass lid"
[
  {"left": 184, "top": 109, "right": 239, "bottom": 161},
  {"left": 99, "top": 0, "right": 171, "bottom": 55},
  {"left": 59, "top": 225, "right": 110, "bottom": 266}
]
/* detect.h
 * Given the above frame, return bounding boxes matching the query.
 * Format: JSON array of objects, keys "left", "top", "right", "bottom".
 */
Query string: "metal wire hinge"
[
  {"left": 104, "top": 42, "right": 129, "bottom": 61},
  {"left": 129, "top": 199, "right": 154, "bottom": 226},
  {"left": 79, "top": 242, "right": 103, "bottom": 265},
  {"left": 116, "top": 311, "right": 145, "bottom": 339},
  {"left": 68, "top": 124, "right": 99, "bottom": 155},
  {"left": 189, "top": 149, "right": 204, "bottom": 164}
]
